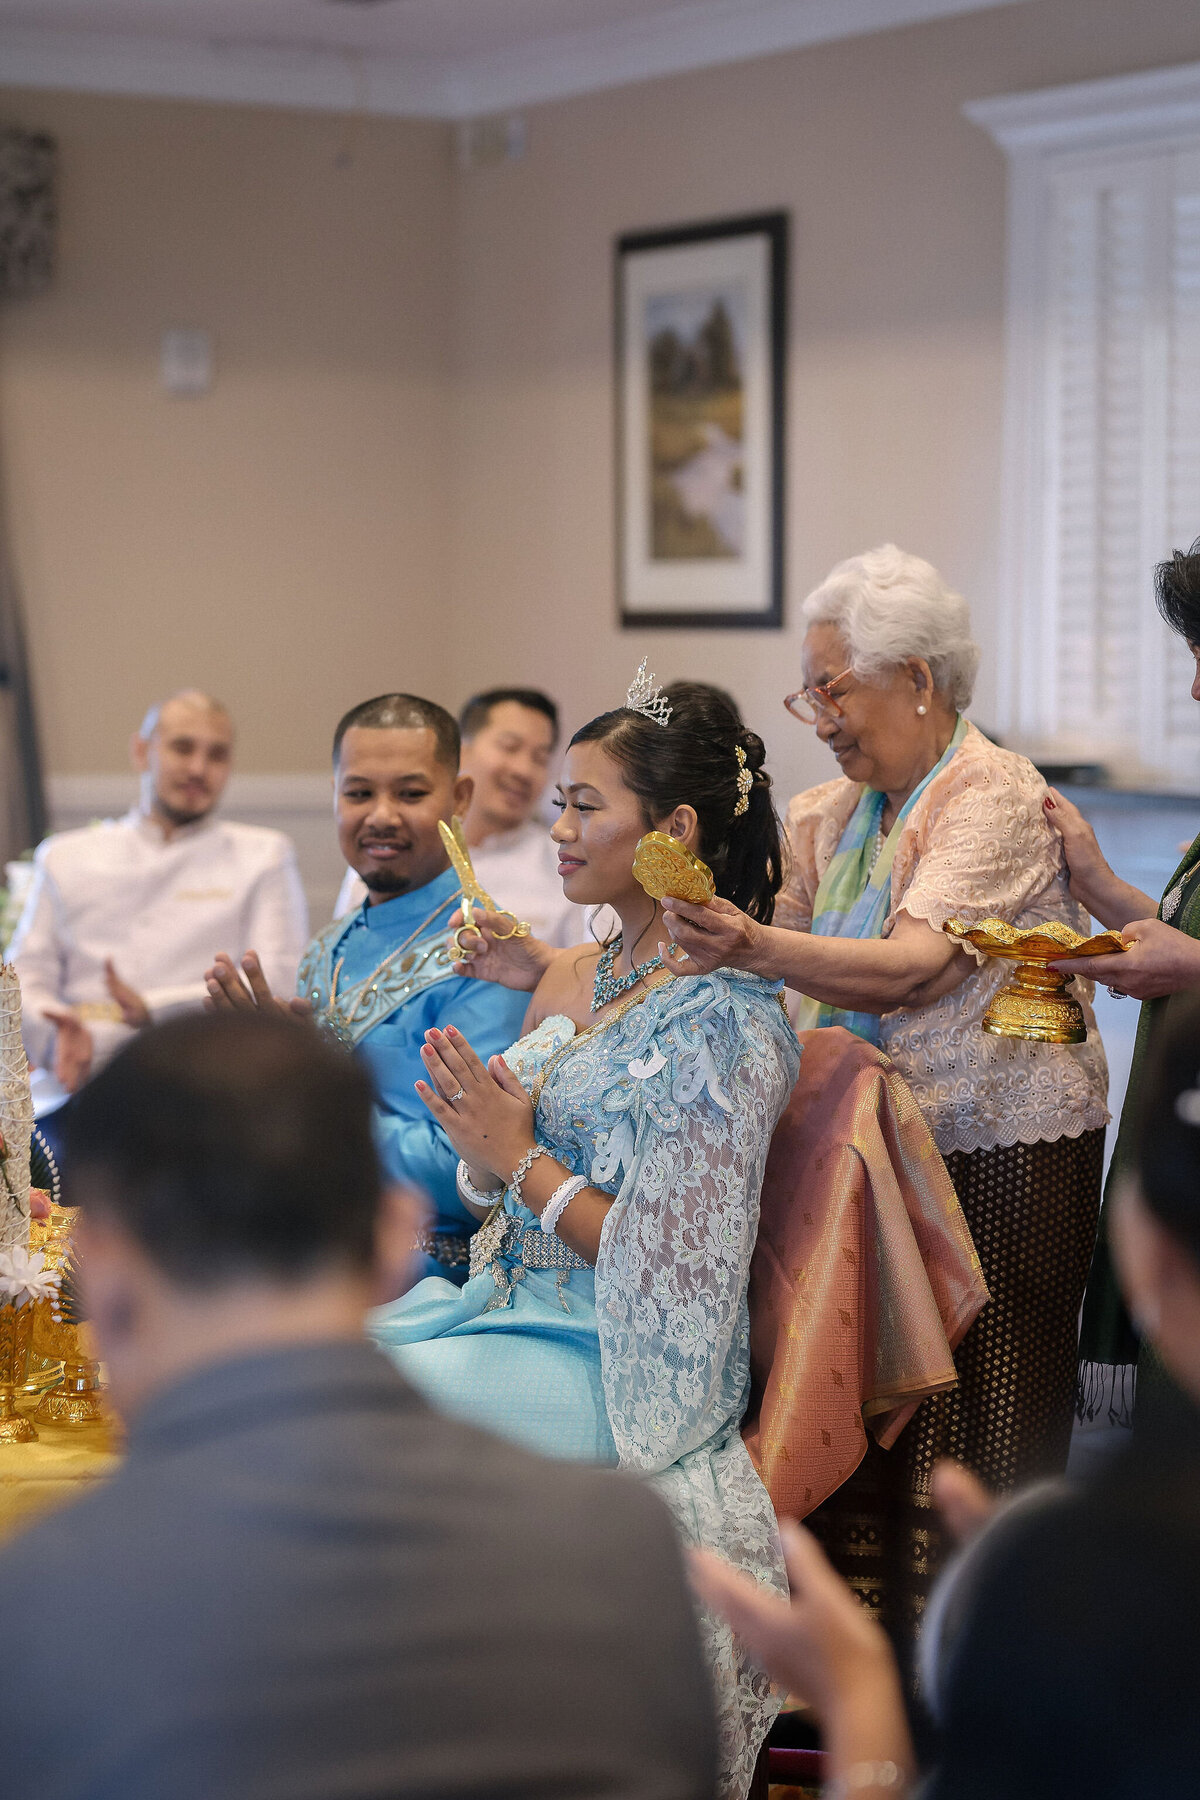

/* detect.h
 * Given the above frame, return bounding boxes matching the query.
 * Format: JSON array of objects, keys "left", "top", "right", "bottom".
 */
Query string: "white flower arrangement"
[{"left": 0, "top": 1245, "right": 61, "bottom": 1309}]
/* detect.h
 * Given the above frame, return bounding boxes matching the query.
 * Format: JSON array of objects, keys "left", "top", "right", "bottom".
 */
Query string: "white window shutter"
[
  {"left": 968, "top": 64, "right": 1200, "bottom": 788},
  {"left": 1045, "top": 158, "right": 1158, "bottom": 763},
  {"left": 1161, "top": 150, "right": 1200, "bottom": 779}
]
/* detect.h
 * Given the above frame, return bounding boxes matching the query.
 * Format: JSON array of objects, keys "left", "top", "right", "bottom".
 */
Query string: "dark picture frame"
[{"left": 616, "top": 210, "right": 787, "bottom": 630}]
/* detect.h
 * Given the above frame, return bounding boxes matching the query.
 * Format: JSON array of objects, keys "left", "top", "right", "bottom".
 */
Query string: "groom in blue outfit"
[{"left": 207, "top": 694, "right": 529, "bottom": 1282}]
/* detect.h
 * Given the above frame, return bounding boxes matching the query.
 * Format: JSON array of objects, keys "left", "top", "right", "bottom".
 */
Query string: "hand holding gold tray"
[
  {"left": 438, "top": 816, "right": 532, "bottom": 957},
  {"left": 942, "top": 916, "right": 1127, "bottom": 1044},
  {"left": 632, "top": 832, "right": 716, "bottom": 906}
]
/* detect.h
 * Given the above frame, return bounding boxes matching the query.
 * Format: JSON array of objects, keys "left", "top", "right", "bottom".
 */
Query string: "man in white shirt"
[
  {"left": 9, "top": 690, "right": 308, "bottom": 1143},
  {"left": 335, "top": 688, "right": 591, "bottom": 948}
]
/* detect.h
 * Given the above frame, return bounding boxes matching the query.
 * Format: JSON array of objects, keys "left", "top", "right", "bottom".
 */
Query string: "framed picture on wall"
[{"left": 616, "top": 210, "right": 787, "bottom": 630}]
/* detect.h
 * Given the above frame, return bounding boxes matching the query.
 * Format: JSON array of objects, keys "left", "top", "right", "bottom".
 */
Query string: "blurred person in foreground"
[
  {"left": 336, "top": 687, "right": 589, "bottom": 946},
  {"left": 207, "top": 694, "right": 528, "bottom": 1283},
  {"left": 9, "top": 690, "right": 307, "bottom": 1156},
  {"left": 1044, "top": 536, "right": 1200, "bottom": 1425},
  {"left": 0, "top": 1011, "right": 718, "bottom": 1800},
  {"left": 693, "top": 993, "right": 1200, "bottom": 1800}
]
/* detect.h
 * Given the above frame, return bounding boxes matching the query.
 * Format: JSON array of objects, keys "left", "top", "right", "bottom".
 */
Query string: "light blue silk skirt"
[{"left": 369, "top": 1257, "right": 618, "bottom": 1465}]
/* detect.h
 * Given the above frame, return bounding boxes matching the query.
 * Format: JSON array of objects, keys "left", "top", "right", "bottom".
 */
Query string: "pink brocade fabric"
[{"left": 743, "top": 1027, "right": 989, "bottom": 1521}]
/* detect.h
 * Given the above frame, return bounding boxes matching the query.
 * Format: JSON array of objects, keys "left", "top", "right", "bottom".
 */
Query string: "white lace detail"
[
  {"left": 780, "top": 725, "right": 1110, "bottom": 1155},
  {"left": 532, "top": 974, "right": 800, "bottom": 1799}
]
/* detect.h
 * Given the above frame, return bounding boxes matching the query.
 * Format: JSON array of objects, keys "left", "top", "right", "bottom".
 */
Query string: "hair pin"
[
  {"left": 733, "top": 744, "right": 752, "bottom": 817},
  {"left": 625, "top": 659, "right": 672, "bottom": 728}
]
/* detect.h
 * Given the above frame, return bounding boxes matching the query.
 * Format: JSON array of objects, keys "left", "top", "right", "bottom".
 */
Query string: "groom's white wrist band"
[{"left": 540, "top": 1175, "right": 587, "bottom": 1236}]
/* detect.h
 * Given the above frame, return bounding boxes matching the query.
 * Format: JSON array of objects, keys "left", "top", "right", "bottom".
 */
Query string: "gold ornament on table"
[
  {"left": 632, "top": 832, "right": 716, "bottom": 907},
  {"left": 0, "top": 1290, "right": 38, "bottom": 1441},
  {"left": 942, "top": 917, "right": 1127, "bottom": 1045},
  {"left": 0, "top": 962, "right": 39, "bottom": 1441},
  {"left": 438, "top": 816, "right": 532, "bottom": 960},
  {"left": 27, "top": 1214, "right": 105, "bottom": 1427},
  {"left": 0, "top": 1238, "right": 62, "bottom": 1442}
]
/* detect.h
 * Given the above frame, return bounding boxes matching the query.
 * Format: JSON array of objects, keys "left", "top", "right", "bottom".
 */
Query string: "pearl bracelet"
[
  {"left": 508, "top": 1143, "right": 551, "bottom": 1212},
  {"left": 825, "top": 1761, "right": 906, "bottom": 1797},
  {"left": 456, "top": 1159, "right": 503, "bottom": 1210},
  {"left": 540, "top": 1174, "right": 588, "bottom": 1236}
]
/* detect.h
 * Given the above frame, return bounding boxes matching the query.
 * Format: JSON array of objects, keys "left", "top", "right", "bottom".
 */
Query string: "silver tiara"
[{"left": 626, "top": 659, "right": 672, "bottom": 728}]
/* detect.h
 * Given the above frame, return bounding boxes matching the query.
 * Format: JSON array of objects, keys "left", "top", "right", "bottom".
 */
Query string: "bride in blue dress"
[{"left": 369, "top": 680, "right": 800, "bottom": 1799}]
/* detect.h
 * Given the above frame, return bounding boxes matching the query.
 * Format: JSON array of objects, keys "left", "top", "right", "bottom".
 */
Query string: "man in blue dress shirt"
[{"left": 207, "top": 694, "right": 529, "bottom": 1282}]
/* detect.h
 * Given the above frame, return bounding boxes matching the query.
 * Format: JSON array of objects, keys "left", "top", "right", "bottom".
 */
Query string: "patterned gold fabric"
[
  {"left": 0, "top": 1413, "right": 118, "bottom": 1545},
  {"left": 742, "top": 1027, "right": 988, "bottom": 1521}
]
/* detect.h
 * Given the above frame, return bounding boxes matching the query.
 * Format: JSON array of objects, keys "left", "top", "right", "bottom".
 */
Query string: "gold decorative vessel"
[
  {"left": 942, "top": 917, "right": 1126, "bottom": 1045},
  {"left": 21, "top": 1351, "right": 66, "bottom": 1397},
  {"left": 32, "top": 1309, "right": 104, "bottom": 1426},
  {"left": 632, "top": 833, "right": 716, "bottom": 906},
  {"left": 0, "top": 1300, "right": 38, "bottom": 1442},
  {"left": 27, "top": 1203, "right": 107, "bottom": 1427}
]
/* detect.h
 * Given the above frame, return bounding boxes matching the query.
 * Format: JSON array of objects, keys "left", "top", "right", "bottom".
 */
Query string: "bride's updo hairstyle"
[{"left": 568, "top": 683, "right": 784, "bottom": 923}]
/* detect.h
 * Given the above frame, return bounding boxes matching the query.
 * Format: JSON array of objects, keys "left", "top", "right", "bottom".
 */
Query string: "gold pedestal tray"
[{"left": 943, "top": 917, "right": 1126, "bottom": 1045}]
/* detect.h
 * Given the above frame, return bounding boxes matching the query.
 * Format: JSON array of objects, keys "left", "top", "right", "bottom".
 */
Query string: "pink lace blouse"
[{"left": 777, "top": 723, "right": 1109, "bottom": 1156}]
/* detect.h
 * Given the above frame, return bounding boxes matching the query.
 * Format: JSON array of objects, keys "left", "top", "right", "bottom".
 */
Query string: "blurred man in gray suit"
[{"left": 0, "top": 1012, "right": 716, "bottom": 1800}]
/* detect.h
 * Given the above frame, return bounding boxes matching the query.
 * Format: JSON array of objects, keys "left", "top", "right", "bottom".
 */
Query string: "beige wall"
[
  {"left": 4, "top": 0, "right": 1200, "bottom": 804},
  {"left": 448, "top": 0, "right": 1200, "bottom": 802},
  {"left": 0, "top": 92, "right": 453, "bottom": 774}
]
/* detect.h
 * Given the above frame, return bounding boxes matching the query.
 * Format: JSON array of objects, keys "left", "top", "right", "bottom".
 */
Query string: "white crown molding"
[
  {"left": 47, "top": 772, "right": 332, "bottom": 816},
  {"left": 965, "top": 57, "right": 1200, "bottom": 158},
  {"left": 0, "top": 0, "right": 1026, "bottom": 121},
  {"left": 0, "top": 26, "right": 457, "bottom": 118},
  {"left": 444, "top": 0, "right": 1028, "bottom": 118}
]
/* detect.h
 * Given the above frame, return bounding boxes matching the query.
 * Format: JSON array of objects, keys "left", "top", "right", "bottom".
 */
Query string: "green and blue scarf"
[{"left": 794, "top": 715, "right": 967, "bottom": 1043}]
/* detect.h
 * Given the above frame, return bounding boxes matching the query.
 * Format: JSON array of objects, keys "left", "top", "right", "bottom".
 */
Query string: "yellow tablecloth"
[{"left": 0, "top": 1402, "right": 121, "bottom": 1545}]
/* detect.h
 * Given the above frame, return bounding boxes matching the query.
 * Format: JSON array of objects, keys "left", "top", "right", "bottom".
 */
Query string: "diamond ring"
[{"left": 450, "top": 1086, "right": 466, "bottom": 1102}]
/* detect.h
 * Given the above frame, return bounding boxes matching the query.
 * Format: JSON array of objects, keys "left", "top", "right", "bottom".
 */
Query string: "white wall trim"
[
  {"left": 0, "top": 27, "right": 456, "bottom": 120},
  {"left": 444, "top": 0, "right": 1027, "bottom": 119},
  {"left": 47, "top": 772, "right": 332, "bottom": 818},
  {"left": 0, "top": 0, "right": 1026, "bottom": 121},
  {"left": 966, "top": 58, "right": 1200, "bottom": 157}
]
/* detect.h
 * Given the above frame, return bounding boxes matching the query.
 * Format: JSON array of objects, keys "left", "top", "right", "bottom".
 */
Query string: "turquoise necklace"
[{"left": 592, "top": 935, "right": 664, "bottom": 1012}]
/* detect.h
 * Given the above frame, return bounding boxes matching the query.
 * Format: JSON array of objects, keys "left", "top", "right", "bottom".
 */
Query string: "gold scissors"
[{"left": 438, "top": 816, "right": 532, "bottom": 958}]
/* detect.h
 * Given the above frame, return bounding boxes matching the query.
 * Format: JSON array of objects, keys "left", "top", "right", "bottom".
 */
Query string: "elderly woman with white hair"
[{"left": 661, "top": 544, "right": 1110, "bottom": 1648}]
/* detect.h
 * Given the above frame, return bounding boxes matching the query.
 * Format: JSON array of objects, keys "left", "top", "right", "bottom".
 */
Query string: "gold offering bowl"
[{"left": 942, "top": 917, "right": 1126, "bottom": 1045}]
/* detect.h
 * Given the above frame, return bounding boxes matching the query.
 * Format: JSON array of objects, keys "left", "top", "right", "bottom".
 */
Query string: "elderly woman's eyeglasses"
[{"left": 784, "top": 669, "right": 854, "bottom": 725}]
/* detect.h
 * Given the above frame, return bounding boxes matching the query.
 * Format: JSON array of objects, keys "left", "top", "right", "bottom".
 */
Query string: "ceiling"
[{"left": 0, "top": 0, "right": 1031, "bottom": 119}]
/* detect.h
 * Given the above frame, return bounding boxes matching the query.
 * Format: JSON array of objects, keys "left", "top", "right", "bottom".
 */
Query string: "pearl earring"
[{"left": 916, "top": 704, "right": 927, "bottom": 716}]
